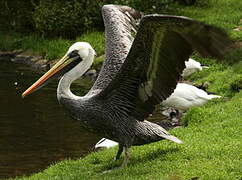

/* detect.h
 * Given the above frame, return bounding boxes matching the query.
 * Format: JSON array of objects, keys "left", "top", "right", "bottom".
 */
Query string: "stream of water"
[{"left": 0, "top": 60, "right": 99, "bottom": 179}]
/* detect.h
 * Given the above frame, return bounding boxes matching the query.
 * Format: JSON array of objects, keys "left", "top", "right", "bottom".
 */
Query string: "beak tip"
[
  {"left": 21, "top": 91, "right": 28, "bottom": 98},
  {"left": 21, "top": 93, "right": 26, "bottom": 98}
]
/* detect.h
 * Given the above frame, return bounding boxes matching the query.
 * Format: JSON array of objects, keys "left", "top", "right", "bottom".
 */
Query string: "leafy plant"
[
  {"left": 0, "top": 0, "right": 34, "bottom": 32},
  {"left": 32, "top": 0, "right": 103, "bottom": 38}
]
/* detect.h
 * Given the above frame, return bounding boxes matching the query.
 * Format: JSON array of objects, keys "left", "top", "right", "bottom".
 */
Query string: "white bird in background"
[
  {"left": 182, "top": 58, "right": 209, "bottom": 77},
  {"left": 161, "top": 83, "right": 221, "bottom": 111},
  {"left": 95, "top": 138, "right": 119, "bottom": 149}
]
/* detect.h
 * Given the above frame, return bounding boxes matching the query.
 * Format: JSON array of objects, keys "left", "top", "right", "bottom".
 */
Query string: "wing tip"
[
  {"left": 142, "top": 14, "right": 196, "bottom": 23},
  {"left": 102, "top": 4, "right": 142, "bottom": 20},
  {"left": 165, "top": 135, "right": 184, "bottom": 144}
]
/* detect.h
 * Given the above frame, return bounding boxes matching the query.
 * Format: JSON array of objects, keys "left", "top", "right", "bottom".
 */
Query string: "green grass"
[
  {"left": 168, "top": 0, "right": 242, "bottom": 40},
  {"left": 3, "top": 0, "right": 242, "bottom": 179},
  {"left": 0, "top": 31, "right": 105, "bottom": 60},
  {"left": 185, "top": 57, "right": 242, "bottom": 97}
]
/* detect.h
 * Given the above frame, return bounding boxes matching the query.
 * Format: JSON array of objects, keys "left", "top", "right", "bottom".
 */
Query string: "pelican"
[
  {"left": 22, "top": 5, "right": 231, "bottom": 166},
  {"left": 182, "top": 58, "right": 209, "bottom": 77},
  {"left": 161, "top": 83, "right": 221, "bottom": 111}
]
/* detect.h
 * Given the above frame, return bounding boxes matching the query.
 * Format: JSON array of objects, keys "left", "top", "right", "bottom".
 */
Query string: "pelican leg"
[
  {"left": 121, "top": 146, "right": 131, "bottom": 167},
  {"left": 115, "top": 144, "right": 123, "bottom": 160}
]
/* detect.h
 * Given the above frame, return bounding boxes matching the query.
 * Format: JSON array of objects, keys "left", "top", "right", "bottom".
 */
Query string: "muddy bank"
[{"left": 0, "top": 50, "right": 53, "bottom": 72}]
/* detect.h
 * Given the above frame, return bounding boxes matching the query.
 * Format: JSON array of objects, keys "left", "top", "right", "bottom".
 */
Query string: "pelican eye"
[{"left": 68, "top": 50, "right": 81, "bottom": 61}]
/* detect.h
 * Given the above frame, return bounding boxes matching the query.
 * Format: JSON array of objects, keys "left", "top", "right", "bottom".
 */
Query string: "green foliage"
[
  {"left": 32, "top": 0, "right": 103, "bottom": 38},
  {"left": 186, "top": 59, "right": 242, "bottom": 98},
  {"left": 0, "top": 31, "right": 104, "bottom": 60},
  {"left": 173, "top": 0, "right": 209, "bottom": 7},
  {"left": 0, "top": 0, "right": 34, "bottom": 32},
  {"left": 170, "top": 0, "right": 242, "bottom": 40},
  {"left": 32, "top": 0, "right": 176, "bottom": 38},
  {"left": 0, "top": 0, "right": 214, "bottom": 38},
  {"left": 103, "top": 0, "right": 174, "bottom": 14},
  {"left": 76, "top": 31, "right": 105, "bottom": 70},
  {"left": 93, "top": 55, "right": 105, "bottom": 72},
  {"left": 76, "top": 32, "right": 105, "bottom": 56}
]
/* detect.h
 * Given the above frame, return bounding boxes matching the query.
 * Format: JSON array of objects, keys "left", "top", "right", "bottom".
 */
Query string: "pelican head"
[{"left": 22, "top": 42, "right": 96, "bottom": 98}]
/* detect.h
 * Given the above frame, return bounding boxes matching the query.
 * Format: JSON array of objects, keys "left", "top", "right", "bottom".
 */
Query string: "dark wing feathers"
[
  {"left": 175, "top": 20, "right": 231, "bottom": 58},
  {"left": 97, "top": 14, "right": 232, "bottom": 121}
]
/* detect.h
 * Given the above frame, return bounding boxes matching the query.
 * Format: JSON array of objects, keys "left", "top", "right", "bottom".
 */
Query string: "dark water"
[{"left": 0, "top": 60, "right": 100, "bottom": 179}]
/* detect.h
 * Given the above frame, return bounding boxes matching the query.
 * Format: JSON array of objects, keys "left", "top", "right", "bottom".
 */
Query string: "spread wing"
[
  {"left": 97, "top": 15, "right": 232, "bottom": 120},
  {"left": 90, "top": 5, "right": 142, "bottom": 91}
]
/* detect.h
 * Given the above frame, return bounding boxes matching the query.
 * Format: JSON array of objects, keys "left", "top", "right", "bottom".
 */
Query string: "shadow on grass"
[
  {"left": 224, "top": 43, "right": 242, "bottom": 64},
  {"left": 131, "top": 147, "right": 180, "bottom": 164},
  {"left": 98, "top": 147, "right": 180, "bottom": 172}
]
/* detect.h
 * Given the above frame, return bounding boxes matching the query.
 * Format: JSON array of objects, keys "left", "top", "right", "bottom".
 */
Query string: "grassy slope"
[
  {"left": 0, "top": 31, "right": 105, "bottom": 61},
  {"left": 8, "top": 0, "right": 242, "bottom": 179},
  {"left": 12, "top": 92, "right": 242, "bottom": 180},
  {"left": 0, "top": 31, "right": 105, "bottom": 71}
]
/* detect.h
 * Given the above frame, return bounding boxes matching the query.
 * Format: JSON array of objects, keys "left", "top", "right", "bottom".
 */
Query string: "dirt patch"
[{"left": 0, "top": 50, "right": 51, "bottom": 71}]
